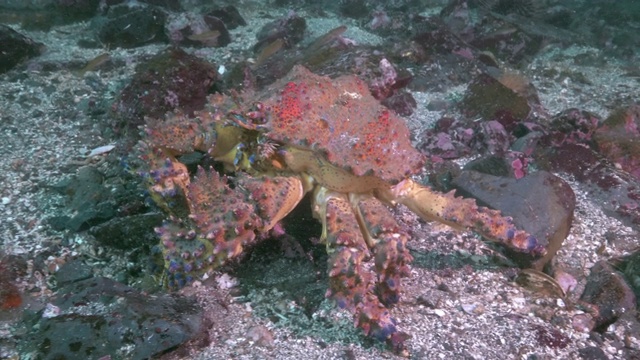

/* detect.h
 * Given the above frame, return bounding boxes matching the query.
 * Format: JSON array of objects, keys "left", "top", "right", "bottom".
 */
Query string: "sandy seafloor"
[{"left": 1, "top": 2, "right": 639, "bottom": 360}]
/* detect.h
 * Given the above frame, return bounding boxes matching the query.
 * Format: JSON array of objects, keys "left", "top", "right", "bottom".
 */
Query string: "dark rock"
[
  {"left": 547, "top": 108, "right": 600, "bottom": 145},
  {"left": 53, "top": 0, "right": 100, "bottom": 23},
  {"left": 465, "top": 151, "right": 534, "bottom": 180},
  {"left": 112, "top": 47, "right": 218, "bottom": 130},
  {"left": 594, "top": 105, "right": 640, "bottom": 181},
  {"left": 510, "top": 130, "right": 544, "bottom": 156},
  {"left": 254, "top": 12, "right": 307, "bottom": 53},
  {"left": 202, "top": 15, "right": 231, "bottom": 46},
  {"left": 207, "top": 5, "right": 246, "bottom": 30},
  {"left": 95, "top": 4, "right": 167, "bottom": 48},
  {"left": 5, "top": 0, "right": 100, "bottom": 30},
  {"left": 464, "top": 155, "right": 512, "bottom": 177},
  {"left": 19, "top": 277, "right": 202, "bottom": 359},
  {"left": 339, "top": 0, "right": 369, "bottom": 19},
  {"left": 54, "top": 258, "right": 92, "bottom": 286},
  {"left": 470, "top": 20, "right": 544, "bottom": 65},
  {"left": 580, "top": 261, "right": 637, "bottom": 331},
  {"left": 65, "top": 202, "right": 116, "bottom": 232},
  {"left": 535, "top": 142, "right": 640, "bottom": 227},
  {"left": 48, "top": 166, "right": 115, "bottom": 231},
  {"left": 451, "top": 170, "right": 575, "bottom": 269},
  {"left": 418, "top": 117, "right": 474, "bottom": 160},
  {"left": 0, "top": 25, "right": 45, "bottom": 74},
  {"left": 617, "top": 250, "right": 640, "bottom": 306},
  {"left": 462, "top": 72, "right": 533, "bottom": 123},
  {"left": 416, "top": 290, "right": 446, "bottom": 308},
  {"left": 89, "top": 213, "right": 164, "bottom": 249},
  {"left": 47, "top": 215, "right": 72, "bottom": 231},
  {"left": 578, "top": 346, "right": 609, "bottom": 360},
  {"left": 533, "top": 325, "right": 570, "bottom": 349},
  {"left": 411, "top": 17, "right": 468, "bottom": 57},
  {"left": 139, "top": 0, "right": 182, "bottom": 11},
  {"left": 381, "top": 91, "right": 416, "bottom": 117},
  {"left": 166, "top": 12, "right": 231, "bottom": 48}
]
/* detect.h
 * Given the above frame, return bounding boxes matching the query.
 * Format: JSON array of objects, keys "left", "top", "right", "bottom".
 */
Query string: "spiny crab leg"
[
  {"left": 313, "top": 188, "right": 395, "bottom": 335},
  {"left": 155, "top": 168, "right": 306, "bottom": 289},
  {"left": 313, "top": 188, "right": 411, "bottom": 352},
  {"left": 349, "top": 194, "right": 413, "bottom": 307},
  {"left": 385, "top": 179, "right": 546, "bottom": 257}
]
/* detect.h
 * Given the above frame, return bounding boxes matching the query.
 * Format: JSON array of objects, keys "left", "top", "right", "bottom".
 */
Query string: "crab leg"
[
  {"left": 386, "top": 179, "right": 546, "bottom": 256},
  {"left": 313, "top": 188, "right": 402, "bottom": 344},
  {"left": 350, "top": 195, "right": 413, "bottom": 307}
]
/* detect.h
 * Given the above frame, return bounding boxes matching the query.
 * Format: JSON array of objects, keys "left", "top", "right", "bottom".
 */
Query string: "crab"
[{"left": 138, "top": 65, "right": 545, "bottom": 351}]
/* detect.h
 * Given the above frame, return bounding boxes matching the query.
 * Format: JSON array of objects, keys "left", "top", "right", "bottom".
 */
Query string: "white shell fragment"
[{"left": 87, "top": 144, "right": 115, "bottom": 157}]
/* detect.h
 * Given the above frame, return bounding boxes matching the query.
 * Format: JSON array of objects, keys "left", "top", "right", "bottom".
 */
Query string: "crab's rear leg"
[
  {"left": 387, "top": 179, "right": 546, "bottom": 256},
  {"left": 313, "top": 188, "right": 407, "bottom": 351}
]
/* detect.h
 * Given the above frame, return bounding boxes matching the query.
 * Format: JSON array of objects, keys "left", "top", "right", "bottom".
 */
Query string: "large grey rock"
[{"left": 451, "top": 170, "right": 575, "bottom": 269}]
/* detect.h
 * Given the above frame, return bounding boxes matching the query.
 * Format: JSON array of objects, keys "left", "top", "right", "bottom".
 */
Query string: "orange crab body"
[{"left": 139, "top": 65, "right": 544, "bottom": 350}]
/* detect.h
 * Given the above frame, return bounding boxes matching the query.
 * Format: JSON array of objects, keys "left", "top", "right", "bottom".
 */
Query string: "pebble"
[
  {"left": 572, "top": 313, "right": 595, "bottom": 333},
  {"left": 433, "top": 309, "right": 446, "bottom": 317},
  {"left": 42, "top": 303, "right": 61, "bottom": 318}
]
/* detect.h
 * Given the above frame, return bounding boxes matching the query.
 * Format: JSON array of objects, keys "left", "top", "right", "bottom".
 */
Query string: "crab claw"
[
  {"left": 236, "top": 174, "right": 305, "bottom": 232},
  {"left": 157, "top": 168, "right": 306, "bottom": 289},
  {"left": 388, "top": 179, "right": 546, "bottom": 257}
]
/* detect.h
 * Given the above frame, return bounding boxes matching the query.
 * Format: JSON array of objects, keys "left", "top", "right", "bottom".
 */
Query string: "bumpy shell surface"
[{"left": 254, "top": 65, "right": 425, "bottom": 184}]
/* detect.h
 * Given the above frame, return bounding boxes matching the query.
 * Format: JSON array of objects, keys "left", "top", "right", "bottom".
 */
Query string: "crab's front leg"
[
  {"left": 157, "top": 169, "right": 305, "bottom": 289},
  {"left": 313, "top": 188, "right": 409, "bottom": 352},
  {"left": 386, "top": 179, "right": 546, "bottom": 256}
]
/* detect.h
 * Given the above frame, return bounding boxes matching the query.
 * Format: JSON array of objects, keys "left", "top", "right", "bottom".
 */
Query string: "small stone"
[
  {"left": 216, "top": 273, "right": 238, "bottom": 289},
  {"left": 89, "top": 213, "right": 163, "bottom": 249},
  {"left": 594, "top": 104, "right": 640, "bottom": 181},
  {"left": 572, "top": 313, "right": 595, "bottom": 333},
  {"left": 554, "top": 270, "right": 578, "bottom": 295},
  {"left": 580, "top": 261, "right": 637, "bottom": 330},
  {"left": 417, "top": 290, "right": 446, "bottom": 309},
  {"left": 461, "top": 72, "right": 534, "bottom": 124},
  {"left": 246, "top": 325, "right": 274, "bottom": 348},
  {"left": 1, "top": 197, "right": 9, "bottom": 205},
  {"left": 42, "top": 303, "right": 61, "bottom": 318},
  {"left": 578, "top": 346, "right": 609, "bottom": 360},
  {"left": 55, "top": 258, "right": 93, "bottom": 286},
  {"left": 461, "top": 303, "right": 485, "bottom": 315}
]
